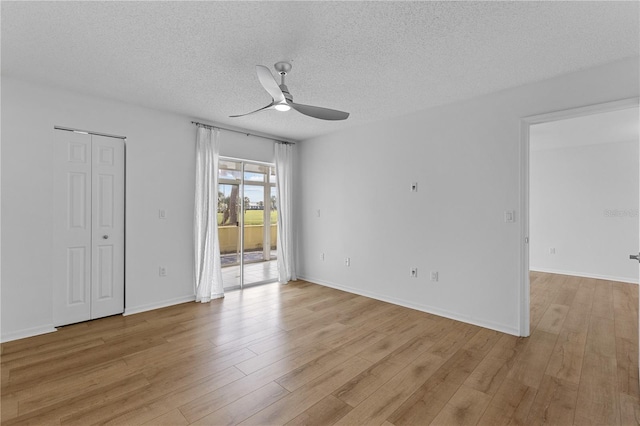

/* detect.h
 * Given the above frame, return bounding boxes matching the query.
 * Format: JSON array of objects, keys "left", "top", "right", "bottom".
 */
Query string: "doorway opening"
[
  {"left": 218, "top": 157, "right": 278, "bottom": 289},
  {"left": 520, "top": 98, "right": 640, "bottom": 336}
]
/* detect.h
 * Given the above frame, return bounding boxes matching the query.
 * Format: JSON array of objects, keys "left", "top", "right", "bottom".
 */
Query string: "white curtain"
[
  {"left": 275, "top": 142, "right": 297, "bottom": 283},
  {"left": 194, "top": 126, "right": 224, "bottom": 302}
]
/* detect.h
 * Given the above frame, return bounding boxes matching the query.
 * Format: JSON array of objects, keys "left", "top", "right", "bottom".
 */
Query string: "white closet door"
[
  {"left": 53, "top": 131, "right": 125, "bottom": 326},
  {"left": 53, "top": 131, "right": 93, "bottom": 326},
  {"left": 90, "top": 135, "right": 125, "bottom": 319}
]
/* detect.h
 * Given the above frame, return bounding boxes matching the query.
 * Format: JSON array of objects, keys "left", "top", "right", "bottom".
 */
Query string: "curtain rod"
[{"left": 191, "top": 121, "right": 295, "bottom": 145}]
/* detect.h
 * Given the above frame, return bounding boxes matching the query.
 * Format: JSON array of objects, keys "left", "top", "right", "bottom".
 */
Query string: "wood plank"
[
  {"left": 571, "top": 280, "right": 595, "bottom": 309},
  {"left": 544, "top": 329, "right": 586, "bottom": 385},
  {"left": 0, "top": 393, "right": 18, "bottom": 422},
  {"left": 525, "top": 374, "right": 578, "bottom": 425},
  {"left": 248, "top": 322, "right": 349, "bottom": 355},
  {"left": 234, "top": 343, "right": 317, "bottom": 376},
  {"left": 476, "top": 378, "right": 536, "bottom": 426},
  {"left": 323, "top": 328, "right": 388, "bottom": 355},
  {"left": 585, "top": 315, "right": 616, "bottom": 358},
  {"left": 487, "top": 333, "right": 529, "bottom": 363},
  {"left": 506, "top": 329, "right": 558, "bottom": 389},
  {"left": 429, "top": 384, "right": 492, "bottom": 426},
  {"left": 140, "top": 346, "right": 255, "bottom": 388},
  {"left": 613, "top": 285, "right": 639, "bottom": 341},
  {"left": 1, "top": 313, "right": 148, "bottom": 355},
  {"left": 536, "top": 303, "right": 569, "bottom": 335},
  {"left": 574, "top": 352, "right": 620, "bottom": 425},
  {"left": 285, "top": 395, "right": 352, "bottom": 426},
  {"left": 191, "top": 381, "right": 289, "bottom": 425},
  {"left": 619, "top": 392, "right": 640, "bottom": 426},
  {"left": 333, "top": 352, "right": 447, "bottom": 425},
  {"left": 562, "top": 300, "right": 591, "bottom": 333},
  {"left": 333, "top": 330, "right": 445, "bottom": 407},
  {"left": 66, "top": 348, "right": 253, "bottom": 425},
  {"left": 426, "top": 322, "right": 480, "bottom": 359},
  {"left": 591, "top": 280, "right": 614, "bottom": 320},
  {"left": 612, "top": 281, "right": 638, "bottom": 314},
  {"left": 387, "top": 349, "right": 484, "bottom": 425},
  {"left": 6, "top": 334, "right": 167, "bottom": 391},
  {"left": 305, "top": 290, "right": 360, "bottom": 312},
  {"left": 141, "top": 409, "right": 189, "bottom": 426},
  {"left": 101, "top": 366, "right": 245, "bottom": 425},
  {"left": 1, "top": 338, "right": 105, "bottom": 368},
  {"left": 275, "top": 348, "right": 357, "bottom": 392},
  {"left": 552, "top": 275, "right": 579, "bottom": 306},
  {"left": 178, "top": 345, "right": 336, "bottom": 423},
  {"left": 3, "top": 374, "right": 150, "bottom": 425},
  {"left": 14, "top": 359, "right": 135, "bottom": 415},
  {"left": 355, "top": 319, "right": 432, "bottom": 364},
  {"left": 615, "top": 336, "right": 639, "bottom": 399},
  {"left": 239, "top": 355, "right": 373, "bottom": 425},
  {"left": 464, "top": 355, "right": 511, "bottom": 396}
]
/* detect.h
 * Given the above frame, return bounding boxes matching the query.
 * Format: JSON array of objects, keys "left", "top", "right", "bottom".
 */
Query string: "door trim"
[
  {"left": 54, "top": 125, "right": 126, "bottom": 140},
  {"left": 218, "top": 156, "right": 278, "bottom": 289},
  {"left": 519, "top": 97, "right": 640, "bottom": 337}
]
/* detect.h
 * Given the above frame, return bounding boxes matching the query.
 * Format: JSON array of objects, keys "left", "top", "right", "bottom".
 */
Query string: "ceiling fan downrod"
[{"left": 274, "top": 62, "right": 293, "bottom": 102}]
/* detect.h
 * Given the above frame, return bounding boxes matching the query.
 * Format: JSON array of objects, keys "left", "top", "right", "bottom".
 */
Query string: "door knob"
[
  {"left": 103, "top": 235, "right": 109, "bottom": 240},
  {"left": 630, "top": 253, "right": 640, "bottom": 262}
]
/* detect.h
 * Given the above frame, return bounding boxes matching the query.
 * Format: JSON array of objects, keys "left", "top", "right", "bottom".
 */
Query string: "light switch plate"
[{"left": 504, "top": 210, "right": 515, "bottom": 223}]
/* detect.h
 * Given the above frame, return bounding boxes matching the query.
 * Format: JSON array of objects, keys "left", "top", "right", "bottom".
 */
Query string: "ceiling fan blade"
[
  {"left": 290, "top": 102, "right": 350, "bottom": 121},
  {"left": 256, "top": 65, "right": 285, "bottom": 103},
  {"left": 229, "top": 103, "right": 275, "bottom": 118}
]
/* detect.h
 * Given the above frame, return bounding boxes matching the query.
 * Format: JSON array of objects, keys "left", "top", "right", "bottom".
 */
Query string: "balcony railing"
[{"left": 218, "top": 224, "right": 277, "bottom": 254}]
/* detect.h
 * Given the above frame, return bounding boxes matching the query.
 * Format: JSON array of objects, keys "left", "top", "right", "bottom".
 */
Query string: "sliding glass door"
[{"left": 218, "top": 158, "right": 278, "bottom": 289}]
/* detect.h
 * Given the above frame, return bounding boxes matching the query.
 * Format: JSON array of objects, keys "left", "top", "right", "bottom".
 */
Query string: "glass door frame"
[{"left": 218, "top": 156, "right": 277, "bottom": 289}]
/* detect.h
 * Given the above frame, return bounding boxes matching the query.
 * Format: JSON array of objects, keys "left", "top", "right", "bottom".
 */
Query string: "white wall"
[
  {"left": 1, "top": 77, "right": 275, "bottom": 341},
  {"left": 530, "top": 140, "right": 639, "bottom": 283},
  {"left": 296, "top": 57, "right": 639, "bottom": 336}
]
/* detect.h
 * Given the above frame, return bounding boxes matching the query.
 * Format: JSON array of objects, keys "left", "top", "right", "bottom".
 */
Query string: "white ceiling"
[
  {"left": 2, "top": 1, "right": 638, "bottom": 141},
  {"left": 530, "top": 107, "right": 640, "bottom": 152}
]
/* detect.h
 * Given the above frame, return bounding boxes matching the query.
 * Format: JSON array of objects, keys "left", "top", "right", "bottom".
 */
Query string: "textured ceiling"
[
  {"left": 2, "top": 1, "right": 639, "bottom": 141},
  {"left": 530, "top": 107, "right": 640, "bottom": 151}
]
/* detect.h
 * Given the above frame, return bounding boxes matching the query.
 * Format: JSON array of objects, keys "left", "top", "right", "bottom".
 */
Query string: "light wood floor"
[{"left": 1, "top": 272, "right": 638, "bottom": 425}]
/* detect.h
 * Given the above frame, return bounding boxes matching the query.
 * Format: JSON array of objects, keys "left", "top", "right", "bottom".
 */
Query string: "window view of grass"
[{"left": 217, "top": 210, "right": 277, "bottom": 226}]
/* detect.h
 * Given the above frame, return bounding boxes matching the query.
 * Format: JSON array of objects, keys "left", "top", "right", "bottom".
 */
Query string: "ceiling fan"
[{"left": 230, "top": 62, "right": 349, "bottom": 121}]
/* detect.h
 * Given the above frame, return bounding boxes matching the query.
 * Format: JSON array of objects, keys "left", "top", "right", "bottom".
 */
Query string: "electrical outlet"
[
  {"left": 159, "top": 209, "right": 166, "bottom": 219},
  {"left": 320, "top": 253, "right": 325, "bottom": 261},
  {"left": 549, "top": 248, "right": 556, "bottom": 254},
  {"left": 410, "top": 267, "right": 418, "bottom": 278},
  {"left": 430, "top": 271, "right": 438, "bottom": 282},
  {"left": 159, "top": 266, "right": 167, "bottom": 277},
  {"left": 344, "top": 257, "right": 350, "bottom": 267},
  {"left": 410, "top": 182, "right": 418, "bottom": 192}
]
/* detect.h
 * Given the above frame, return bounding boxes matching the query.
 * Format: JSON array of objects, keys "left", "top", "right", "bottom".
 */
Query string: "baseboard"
[
  {"left": 1, "top": 324, "right": 57, "bottom": 343},
  {"left": 124, "top": 294, "right": 196, "bottom": 316},
  {"left": 297, "top": 274, "right": 520, "bottom": 337},
  {"left": 530, "top": 267, "right": 639, "bottom": 284},
  {"left": 1, "top": 295, "right": 198, "bottom": 341}
]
